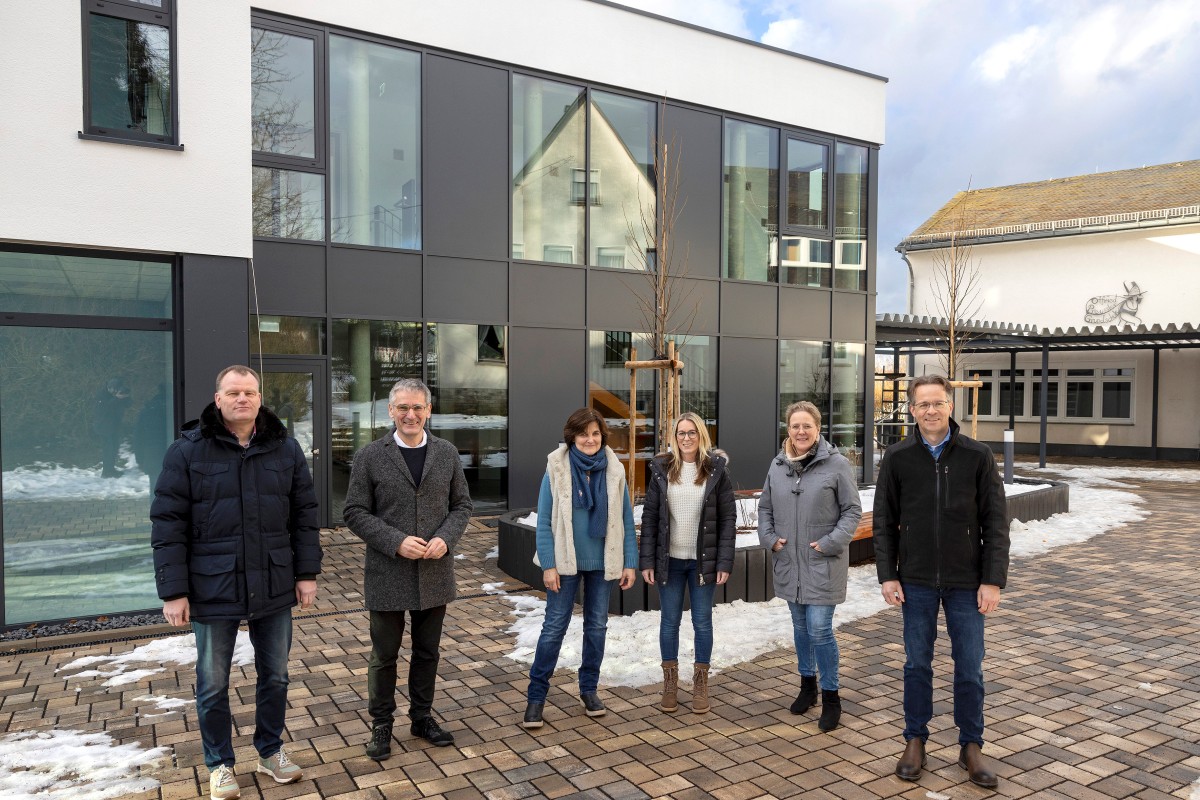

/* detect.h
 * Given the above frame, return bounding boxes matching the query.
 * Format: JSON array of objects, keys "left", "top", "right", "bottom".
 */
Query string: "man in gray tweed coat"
[{"left": 344, "top": 378, "right": 472, "bottom": 759}]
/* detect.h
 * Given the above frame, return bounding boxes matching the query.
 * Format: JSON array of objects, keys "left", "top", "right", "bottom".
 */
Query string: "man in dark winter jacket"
[
  {"left": 151, "top": 365, "right": 321, "bottom": 800},
  {"left": 874, "top": 374, "right": 1009, "bottom": 790}
]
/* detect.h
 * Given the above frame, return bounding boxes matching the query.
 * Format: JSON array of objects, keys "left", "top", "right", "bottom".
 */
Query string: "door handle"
[{"left": 312, "top": 448, "right": 320, "bottom": 457}]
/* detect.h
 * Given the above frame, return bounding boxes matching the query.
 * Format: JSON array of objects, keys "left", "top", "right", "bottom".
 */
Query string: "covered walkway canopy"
[{"left": 874, "top": 314, "right": 1200, "bottom": 465}]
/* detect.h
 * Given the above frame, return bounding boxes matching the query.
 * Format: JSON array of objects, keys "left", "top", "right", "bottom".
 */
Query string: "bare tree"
[{"left": 926, "top": 184, "right": 984, "bottom": 379}]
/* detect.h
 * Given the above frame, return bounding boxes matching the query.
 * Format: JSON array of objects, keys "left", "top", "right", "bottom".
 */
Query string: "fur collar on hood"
[{"left": 184, "top": 402, "right": 289, "bottom": 442}]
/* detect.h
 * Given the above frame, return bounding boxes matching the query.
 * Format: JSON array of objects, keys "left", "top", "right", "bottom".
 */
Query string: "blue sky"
[{"left": 614, "top": 0, "right": 1200, "bottom": 314}]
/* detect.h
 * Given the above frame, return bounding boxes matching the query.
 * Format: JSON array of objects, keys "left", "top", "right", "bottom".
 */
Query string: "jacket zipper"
[{"left": 933, "top": 456, "right": 942, "bottom": 588}]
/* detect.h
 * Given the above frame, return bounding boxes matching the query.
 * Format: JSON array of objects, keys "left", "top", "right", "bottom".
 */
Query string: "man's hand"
[
  {"left": 398, "top": 536, "right": 428, "bottom": 559},
  {"left": 641, "top": 568, "right": 655, "bottom": 585},
  {"left": 882, "top": 579, "right": 904, "bottom": 606},
  {"left": 772, "top": 537, "right": 787, "bottom": 552},
  {"left": 619, "top": 568, "right": 636, "bottom": 590},
  {"left": 423, "top": 537, "right": 448, "bottom": 559},
  {"left": 978, "top": 584, "right": 1001, "bottom": 614},
  {"left": 543, "top": 568, "right": 560, "bottom": 593},
  {"left": 163, "top": 597, "right": 190, "bottom": 626},
  {"left": 295, "top": 579, "right": 317, "bottom": 610}
]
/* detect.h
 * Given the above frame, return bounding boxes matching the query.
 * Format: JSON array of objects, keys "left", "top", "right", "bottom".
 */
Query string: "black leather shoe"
[
  {"left": 580, "top": 692, "right": 606, "bottom": 717},
  {"left": 895, "top": 738, "right": 927, "bottom": 781},
  {"left": 364, "top": 723, "right": 392, "bottom": 761},
  {"left": 410, "top": 716, "right": 455, "bottom": 747},
  {"left": 521, "top": 702, "right": 545, "bottom": 729},
  {"left": 958, "top": 742, "right": 998, "bottom": 789}
]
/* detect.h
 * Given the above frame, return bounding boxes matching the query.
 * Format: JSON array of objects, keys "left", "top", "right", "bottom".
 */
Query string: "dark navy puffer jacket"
[
  {"left": 150, "top": 403, "right": 322, "bottom": 621},
  {"left": 639, "top": 450, "right": 736, "bottom": 586}
]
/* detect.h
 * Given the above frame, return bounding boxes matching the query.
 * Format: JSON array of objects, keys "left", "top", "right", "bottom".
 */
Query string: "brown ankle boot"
[
  {"left": 958, "top": 742, "right": 998, "bottom": 788},
  {"left": 692, "top": 663, "right": 710, "bottom": 714},
  {"left": 660, "top": 660, "right": 678, "bottom": 712}
]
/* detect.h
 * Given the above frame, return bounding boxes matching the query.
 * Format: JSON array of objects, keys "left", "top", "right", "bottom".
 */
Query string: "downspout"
[{"left": 897, "top": 244, "right": 916, "bottom": 315}]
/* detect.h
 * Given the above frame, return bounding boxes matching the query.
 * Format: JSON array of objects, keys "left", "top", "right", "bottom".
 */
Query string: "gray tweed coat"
[{"left": 343, "top": 431, "right": 473, "bottom": 611}]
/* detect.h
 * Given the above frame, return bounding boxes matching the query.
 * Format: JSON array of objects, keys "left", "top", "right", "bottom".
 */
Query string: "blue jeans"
[
  {"left": 657, "top": 558, "right": 716, "bottom": 664},
  {"left": 787, "top": 602, "right": 839, "bottom": 691},
  {"left": 901, "top": 583, "right": 986, "bottom": 746},
  {"left": 192, "top": 608, "right": 292, "bottom": 769},
  {"left": 527, "top": 570, "right": 612, "bottom": 702}
]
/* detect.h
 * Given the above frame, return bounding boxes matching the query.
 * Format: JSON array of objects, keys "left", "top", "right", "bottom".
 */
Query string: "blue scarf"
[{"left": 568, "top": 444, "right": 608, "bottom": 540}]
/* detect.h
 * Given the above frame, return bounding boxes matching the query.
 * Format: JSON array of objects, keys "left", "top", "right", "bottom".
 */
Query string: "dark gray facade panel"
[
  {"left": 424, "top": 55, "right": 509, "bottom": 261},
  {"left": 718, "top": 336, "right": 779, "bottom": 491},
  {"left": 250, "top": 241, "right": 326, "bottom": 315},
  {"left": 720, "top": 281, "right": 777, "bottom": 337},
  {"left": 508, "top": 327, "right": 586, "bottom": 508},
  {"left": 588, "top": 269, "right": 651, "bottom": 331},
  {"left": 328, "top": 248, "right": 422, "bottom": 319},
  {"left": 669, "top": 278, "right": 719, "bottom": 334},
  {"left": 664, "top": 105, "right": 722, "bottom": 279},
  {"left": 779, "top": 287, "right": 832, "bottom": 339},
  {"left": 182, "top": 254, "right": 249, "bottom": 420},
  {"left": 832, "top": 292, "right": 868, "bottom": 341},
  {"left": 511, "top": 263, "right": 585, "bottom": 328},
  {"left": 425, "top": 256, "right": 508, "bottom": 322}
]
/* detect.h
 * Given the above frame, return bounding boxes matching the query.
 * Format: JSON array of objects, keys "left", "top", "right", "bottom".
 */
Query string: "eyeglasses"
[
  {"left": 676, "top": 430, "right": 699, "bottom": 439},
  {"left": 912, "top": 400, "right": 950, "bottom": 412},
  {"left": 391, "top": 404, "right": 427, "bottom": 415}
]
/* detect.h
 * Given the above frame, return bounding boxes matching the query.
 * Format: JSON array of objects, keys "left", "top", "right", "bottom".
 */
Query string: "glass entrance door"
[{"left": 260, "top": 357, "right": 330, "bottom": 528}]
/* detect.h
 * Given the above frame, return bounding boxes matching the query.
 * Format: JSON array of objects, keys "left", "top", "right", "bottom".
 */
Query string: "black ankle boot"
[
  {"left": 790, "top": 675, "right": 818, "bottom": 715},
  {"left": 818, "top": 690, "right": 841, "bottom": 731}
]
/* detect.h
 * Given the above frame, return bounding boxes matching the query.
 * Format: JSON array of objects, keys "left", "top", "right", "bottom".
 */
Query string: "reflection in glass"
[
  {"left": 330, "top": 36, "right": 421, "bottom": 249},
  {"left": 252, "top": 167, "right": 324, "bottom": 240},
  {"left": 723, "top": 120, "right": 778, "bottom": 281},
  {"left": 1102, "top": 381, "right": 1131, "bottom": 418},
  {"left": 669, "top": 335, "right": 718, "bottom": 444},
  {"left": 0, "top": 327, "right": 173, "bottom": 624},
  {"left": 88, "top": 14, "right": 171, "bottom": 138},
  {"left": 428, "top": 323, "right": 508, "bottom": 511},
  {"left": 0, "top": 251, "right": 171, "bottom": 317},
  {"left": 330, "top": 319, "right": 422, "bottom": 522},
  {"left": 263, "top": 371, "right": 315, "bottom": 474},
  {"left": 588, "top": 331, "right": 655, "bottom": 496},
  {"left": 786, "top": 139, "right": 827, "bottom": 228},
  {"left": 835, "top": 143, "right": 869, "bottom": 290},
  {"left": 251, "top": 27, "right": 316, "bottom": 158},
  {"left": 589, "top": 92, "right": 656, "bottom": 269},
  {"left": 250, "top": 315, "right": 325, "bottom": 355},
  {"left": 829, "top": 342, "right": 865, "bottom": 481},
  {"left": 512, "top": 76, "right": 585, "bottom": 263},
  {"left": 779, "top": 340, "right": 828, "bottom": 441},
  {"left": 780, "top": 236, "right": 831, "bottom": 287}
]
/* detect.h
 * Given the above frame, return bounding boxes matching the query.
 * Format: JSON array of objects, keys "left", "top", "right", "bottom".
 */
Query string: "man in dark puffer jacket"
[{"left": 152, "top": 365, "right": 321, "bottom": 799}]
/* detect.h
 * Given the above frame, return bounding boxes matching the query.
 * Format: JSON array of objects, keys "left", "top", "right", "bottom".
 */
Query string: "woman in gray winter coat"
[{"left": 759, "top": 401, "right": 861, "bottom": 731}]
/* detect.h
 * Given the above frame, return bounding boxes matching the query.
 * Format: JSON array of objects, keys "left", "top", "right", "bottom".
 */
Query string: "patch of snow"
[
  {"left": 59, "top": 631, "right": 254, "bottom": 687},
  {"left": 482, "top": 582, "right": 508, "bottom": 595},
  {"left": 485, "top": 546, "right": 499, "bottom": 560},
  {"left": 1, "top": 460, "right": 150, "bottom": 502},
  {"left": 1191, "top": 776, "right": 1200, "bottom": 800},
  {"left": 1027, "top": 463, "right": 1200, "bottom": 487},
  {"left": 134, "top": 695, "right": 193, "bottom": 715},
  {"left": 926, "top": 792, "right": 951, "bottom": 800},
  {"left": 1138, "top": 682, "right": 1153, "bottom": 690},
  {"left": 0, "top": 730, "right": 168, "bottom": 799},
  {"left": 454, "top": 553, "right": 465, "bottom": 560}
]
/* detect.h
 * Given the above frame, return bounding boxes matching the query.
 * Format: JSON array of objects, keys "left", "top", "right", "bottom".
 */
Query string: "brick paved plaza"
[{"left": 1, "top": 460, "right": 1198, "bottom": 799}]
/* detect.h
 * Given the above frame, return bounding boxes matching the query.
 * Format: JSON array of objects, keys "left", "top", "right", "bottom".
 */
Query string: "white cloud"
[
  {"left": 760, "top": 17, "right": 807, "bottom": 50},
  {"left": 974, "top": 26, "right": 1045, "bottom": 82}
]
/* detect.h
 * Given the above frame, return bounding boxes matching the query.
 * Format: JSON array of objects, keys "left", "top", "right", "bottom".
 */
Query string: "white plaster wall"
[
  {"left": 0, "top": 1, "right": 252, "bottom": 257},
  {"left": 252, "top": 0, "right": 887, "bottom": 145},
  {"left": 907, "top": 223, "right": 1200, "bottom": 329}
]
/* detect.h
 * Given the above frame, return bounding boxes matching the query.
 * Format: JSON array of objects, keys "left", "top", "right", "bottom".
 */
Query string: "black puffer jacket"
[
  {"left": 639, "top": 450, "right": 736, "bottom": 586},
  {"left": 873, "top": 418, "right": 1009, "bottom": 590},
  {"left": 151, "top": 403, "right": 322, "bottom": 621}
]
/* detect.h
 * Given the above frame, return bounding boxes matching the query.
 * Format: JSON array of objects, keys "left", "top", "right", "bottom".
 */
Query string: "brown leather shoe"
[
  {"left": 958, "top": 742, "right": 998, "bottom": 789},
  {"left": 895, "top": 738, "right": 927, "bottom": 781}
]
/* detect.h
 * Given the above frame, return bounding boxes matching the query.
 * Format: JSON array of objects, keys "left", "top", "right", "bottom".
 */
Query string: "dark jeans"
[
  {"left": 367, "top": 606, "right": 446, "bottom": 725},
  {"left": 192, "top": 607, "right": 292, "bottom": 769},
  {"left": 901, "top": 582, "right": 986, "bottom": 746},
  {"left": 657, "top": 558, "right": 716, "bottom": 664},
  {"left": 527, "top": 569, "right": 611, "bottom": 703}
]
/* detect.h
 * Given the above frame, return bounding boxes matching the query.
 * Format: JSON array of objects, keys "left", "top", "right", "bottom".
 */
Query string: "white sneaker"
[
  {"left": 256, "top": 745, "right": 304, "bottom": 784},
  {"left": 208, "top": 764, "right": 240, "bottom": 799}
]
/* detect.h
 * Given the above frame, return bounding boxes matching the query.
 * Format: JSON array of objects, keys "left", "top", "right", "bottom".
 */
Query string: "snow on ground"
[
  {"left": 0, "top": 730, "right": 168, "bottom": 800},
  {"left": 485, "top": 546, "right": 499, "bottom": 560},
  {"left": 500, "top": 465, "right": 1184, "bottom": 687},
  {"left": 58, "top": 631, "right": 254, "bottom": 688}
]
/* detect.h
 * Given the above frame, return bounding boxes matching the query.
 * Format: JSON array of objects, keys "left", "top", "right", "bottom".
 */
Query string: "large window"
[
  {"left": 779, "top": 340, "right": 828, "bottom": 437},
  {"left": 723, "top": 120, "right": 779, "bottom": 281},
  {"left": 252, "top": 167, "right": 325, "bottom": 240},
  {"left": 830, "top": 342, "right": 865, "bottom": 479},
  {"left": 588, "top": 331, "right": 655, "bottom": 494},
  {"left": 0, "top": 250, "right": 174, "bottom": 625},
  {"left": 786, "top": 138, "right": 828, "bottom": 229},
  {"left": 966, "top": 365, "right": 1133, "bottom": 422},
  {"left": 589, "top": 91, "right": 656, "bottom": 269},
  {"left": 330, "top": 36, "right": 421, "bottom": 249},
  {"left": 512, "top": 76, "right": 586, "bottom": 263},
  {"left": 81, "top": 0, "right": 176, "bottom": 147},
  {"left": 834, "top": 143, "right": 869, "bottom": 291}
]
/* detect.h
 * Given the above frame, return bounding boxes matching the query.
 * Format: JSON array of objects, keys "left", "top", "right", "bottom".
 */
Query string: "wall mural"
[{"left": 1084, "top": 281, "right": 1146, "bottom": 326}]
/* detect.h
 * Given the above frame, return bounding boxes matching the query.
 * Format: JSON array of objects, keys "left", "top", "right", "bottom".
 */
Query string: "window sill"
[{"left": 79, "top": 131, "right": 184, "bottom": 151}]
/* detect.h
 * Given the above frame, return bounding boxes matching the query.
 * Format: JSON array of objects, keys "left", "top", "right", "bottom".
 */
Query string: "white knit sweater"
[{"left": 667, "top": 461, "right": 705, "bottom": 560}]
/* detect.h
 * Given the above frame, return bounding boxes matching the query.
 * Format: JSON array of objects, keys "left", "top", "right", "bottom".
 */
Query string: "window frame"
[
  {"left": 963, "top": 364, "right": 1135, "bottom": 423},
  {"left": 79, "top": 0, "right": 181, "bottom": 149},
  {"left": 250, "top": 15, "right": 327, "bottom": 171}
]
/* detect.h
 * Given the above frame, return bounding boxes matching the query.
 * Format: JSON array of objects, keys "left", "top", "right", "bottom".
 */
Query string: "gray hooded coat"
[{"left": 758, "top": 437, "right": 862, "bottom": 605}]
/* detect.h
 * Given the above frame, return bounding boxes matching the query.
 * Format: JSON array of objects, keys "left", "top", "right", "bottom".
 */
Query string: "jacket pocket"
[
  {"left": 190, "top": 553, "right": 238, "bottom": 604},
  {"left": 268, "top": 547, "right": 295, "bottom": 598},
  {"left": 189, "top": 461, "right": 229, "bottom": 502}
]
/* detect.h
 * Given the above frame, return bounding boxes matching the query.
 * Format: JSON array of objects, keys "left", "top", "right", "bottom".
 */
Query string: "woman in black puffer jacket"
[{"left": 639, "top": 412, "right": 736, "bottom": 715}]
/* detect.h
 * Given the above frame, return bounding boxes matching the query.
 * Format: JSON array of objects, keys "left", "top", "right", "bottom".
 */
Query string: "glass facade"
[
  {"left": 512, "top": 76, "right": 586, "bottom": 264},
  {"left": 252, "top": 167, "right": 325, "bottom": 240},
  {"left": 87, "top": 12, "right": 172, "bottom": 139},
  {"left": 330, "top": 36, "right": 421, "bottom": 249},
  {"left": 589, "top": 91, "right": 656, "bottom": 269},
  {"left": 723, "top": 120, "right": 779, "bottom": 281},
  {"left": 0, "top": 251, "right": 171, "bottom": 317},
  {"left": 834, "top": 143, "right": 869, "bottom": 291},
  {"left": 250, "top": 315, "right": 326, "bottom": 355},
  {"left": 251, "top": 27, "right": 317, "bottom": 158},
  {"left": 779, "top": 340, "right": 828, "bottom": 439},
  {"left": 829, "top": 342, "right": 865, "bottom": 479},
  {"left": 786, "top": 138, "right": 827, "bottom": 229}
]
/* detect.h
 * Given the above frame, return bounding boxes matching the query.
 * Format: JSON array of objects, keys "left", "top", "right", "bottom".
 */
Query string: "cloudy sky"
[{"left": 613, "top": 0, "right": 1200, "bottom": 314}]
